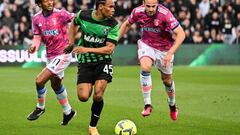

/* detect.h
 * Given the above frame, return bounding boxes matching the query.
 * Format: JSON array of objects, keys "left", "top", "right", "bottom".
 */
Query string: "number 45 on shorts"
[{"left": 103, "top": 64, "right": 113, "bottom": 76}]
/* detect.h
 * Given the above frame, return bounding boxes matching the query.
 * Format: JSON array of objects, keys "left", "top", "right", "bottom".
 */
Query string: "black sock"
[{"left": 90, "top": 100, "right": 104, "bottom": 127}]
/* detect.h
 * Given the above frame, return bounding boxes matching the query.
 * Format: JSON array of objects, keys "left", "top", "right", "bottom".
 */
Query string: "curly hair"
[{"left": 35, "top": 0, "right": 41, "bottom": 5}]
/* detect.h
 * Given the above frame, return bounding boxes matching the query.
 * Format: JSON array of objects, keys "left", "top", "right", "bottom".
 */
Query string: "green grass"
[{"left": 0, "top": 66, "right": 240, "bottom": 135}]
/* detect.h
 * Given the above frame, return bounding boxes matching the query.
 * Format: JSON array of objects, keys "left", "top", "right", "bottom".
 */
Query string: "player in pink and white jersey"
[
  {"left": 27, "top": 0, "right": 76, "bottom": 125},
  {"left": 119, "top": 0, "right": 185, "bottom": 121}
]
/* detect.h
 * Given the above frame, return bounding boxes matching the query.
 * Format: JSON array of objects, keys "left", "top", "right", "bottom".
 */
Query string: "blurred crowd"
[{"left": 0, "top": 0, "right": 240, "bottom": 46}]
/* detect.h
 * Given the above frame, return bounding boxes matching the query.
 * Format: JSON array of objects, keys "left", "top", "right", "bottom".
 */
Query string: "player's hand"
[
  {"left": 28, "top": 46, "right": 36, "bottom": 54},
  {"left": 163, "top": 52, "right": 173, "bottom": 68},
  {"left": 64, "top": 45, "right": 74, "bottom": 54},
  {"left": 72, "top": 46, "right": 88, "bottom": 54}
]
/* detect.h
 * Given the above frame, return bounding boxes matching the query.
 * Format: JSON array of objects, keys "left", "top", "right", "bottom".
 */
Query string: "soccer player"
[
  {"left": 27, "top": 0, "right": 76, "bottom": 125},
  {"left": 64, "top": 0, "right": 119, "bottom": 134},
  {"left": 119, "top": 0, "right": 185, "bottom": 121}
]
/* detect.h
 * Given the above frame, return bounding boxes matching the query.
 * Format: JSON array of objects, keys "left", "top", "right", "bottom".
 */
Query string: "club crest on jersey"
[
  {"left": 103, "top": 28, "right": 110, "bottom": 36},
  {"left": 52, "top": 18, "right": 57, "bottom": 25},
  {"left": 154, "top": 19, "right": 159, "bottom": 26}
]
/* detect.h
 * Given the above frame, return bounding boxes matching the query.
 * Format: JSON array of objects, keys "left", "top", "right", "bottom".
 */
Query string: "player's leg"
[
  {"left": 161, "top": 73, "right": 178, "bottom": 121},
  {"left": 89, "top": 61, "right": 112, "bottom": 135},
  {"left": 76, "top": 62, "right": 93, "bottom": 102},
  {"left": 139, "top": 57, "right": 153, "bottom": 116},
  {"left": 156, "top": 50, "right": 178, "bottom": 120},
  {"left": 27, "top": 68, "right": 52, "bottom": 121},
  {"left": 50, "top": 76, "right": 76, "bottom": 125},
  {"left": 89, "top": 80, "right": 107, "bottom": 135},
  {"left": 137, "top": 40, "right": 155, "bottom": 117},
  {"left": 77, "top": 83, "right": 93, "bottom": 102}
]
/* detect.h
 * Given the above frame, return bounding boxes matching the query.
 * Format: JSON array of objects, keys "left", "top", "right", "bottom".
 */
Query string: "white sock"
[
  {"left": 164, "top": 80, "right": 175, "bottom": 106},
  {"left": 55, "top": 85, "right": 72, "bottom": 115},
  {"left": 140, "top": 71, "right": 152, "bottom": 105}
]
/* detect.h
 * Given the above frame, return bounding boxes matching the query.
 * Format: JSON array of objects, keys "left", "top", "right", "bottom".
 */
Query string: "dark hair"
[
  {"left": 95, "top": 0, "right": 106, "bottom": 9},
  {"left": 35, "top": 0, "right": 41, "bottom": 5}
]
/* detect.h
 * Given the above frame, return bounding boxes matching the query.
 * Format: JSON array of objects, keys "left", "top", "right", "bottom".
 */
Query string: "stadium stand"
[{"left": 0, "top": 0, "right": 239, "bottom": 46}]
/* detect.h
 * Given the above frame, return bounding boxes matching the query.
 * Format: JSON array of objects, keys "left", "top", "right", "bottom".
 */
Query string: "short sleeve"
[
  {"left": 32, "top": 17, "right": 41, "bottom": 35},
  {"left": 74, "top": 10, "right": 82, "bottom": 25},
  {"left": 165, "top": 10, "right": 179, "bottom": 31},
  {"left": 61, "top": 9, "right": 74, "bottom": 23},
  {"left": 106, "top": 24, "right": 120, "bottom": 45}
]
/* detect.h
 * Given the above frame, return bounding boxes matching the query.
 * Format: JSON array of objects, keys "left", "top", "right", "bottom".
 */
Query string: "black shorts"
[{"left": 77, "top": 60, "right": 113, "bottom": 85}]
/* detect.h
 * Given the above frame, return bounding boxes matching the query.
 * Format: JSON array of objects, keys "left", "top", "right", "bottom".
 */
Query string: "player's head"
[
  {"left": 95, "top": 0, "right": 115, "bottom": 19},
  {"left": 35, "top": 0, "right": 54, "bottom": 11},
  {"left": 143, "top": 0, "right": 158, "bottom": 16}
]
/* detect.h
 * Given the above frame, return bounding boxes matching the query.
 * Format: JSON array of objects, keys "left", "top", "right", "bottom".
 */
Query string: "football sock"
[
  {"left": 55, "top": 85, "right": 72, "bottom": 115},
  {"left": 90, "top": 100, "right": 104, "bottom": 127},
  {"left": 164, "top": 80, "right": 175, "bottom": 106},
  {"left": 36, "top": 85, "right": 46, "bottom": 110},
  {"left": 140, "top": 71, "right": 152, "bottom": 105}
]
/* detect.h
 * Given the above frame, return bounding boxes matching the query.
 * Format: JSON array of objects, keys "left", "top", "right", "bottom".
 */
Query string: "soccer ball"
[{"left": 115, "top": 119, "right": 137, "bottom": 135}]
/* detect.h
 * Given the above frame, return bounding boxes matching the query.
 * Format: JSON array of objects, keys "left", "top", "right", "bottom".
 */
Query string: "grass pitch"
[{"left": 0, "top": 66, "right": 240, "bottom": 135}]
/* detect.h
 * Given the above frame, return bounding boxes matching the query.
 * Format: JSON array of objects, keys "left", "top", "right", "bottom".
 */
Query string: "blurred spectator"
[
  {"left": 0, "top": 24, "right": 13, "bottom": 46},
  {"left": 0, "top": 0, "right": 240, "bottom": 46},
  {"left": 2, "top": 8, "right": 15, "bottom": 31},
  {"left": 183, "top": 29, "right": 193, "bottom": 44},
  {"left": 192, "top": 31, "right": 203, "bottom": 44},
  {"left": 209, "top": 0, "right": 221, "bottom": 13},
  {"left": 199, "top": 0, "right": 210, "bottom": 18},
  {"left": 12, "top": 30, "right": 21, "bottom": 46},
  {"left": 222, "top": 12, "right": 236, "bottom": 44},
  {"left": 207, "top": 11, "right": 221, "bottom": 32},
  {"left": 233, "top": 0, "right": 240, "bottom": 15},
  {"left": 233, "top": 12, "right": 240, "bottom": 44},
  {"left": 203, "top": 30, "right": 212, "bottom": 44}
]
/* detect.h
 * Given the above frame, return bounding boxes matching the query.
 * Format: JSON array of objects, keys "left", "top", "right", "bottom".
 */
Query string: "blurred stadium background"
[
  {"left": 0, "top": 0, "right": 240, "bottom": 66},
  {"left": 0, "top": 0, "right": 240, "bottom": 135}
]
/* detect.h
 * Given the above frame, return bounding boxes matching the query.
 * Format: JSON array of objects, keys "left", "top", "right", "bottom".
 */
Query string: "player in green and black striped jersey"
[
  {"left": 64, "top": 0, "right": 119, "bottom": 135},
  {"left": 73, "top": 8, "right": 119, "bottom": 63},
  {"left": 65, "top": 3, "right": 119, "bottom": 64}
]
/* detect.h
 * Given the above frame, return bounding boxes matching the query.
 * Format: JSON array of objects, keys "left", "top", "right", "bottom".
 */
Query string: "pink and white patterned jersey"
[
  {"left": 128, "top": 4, "right": 179, "bottom": 51},
  {"left": 32, "top": 8, "right": 74, "bottom": 59}
]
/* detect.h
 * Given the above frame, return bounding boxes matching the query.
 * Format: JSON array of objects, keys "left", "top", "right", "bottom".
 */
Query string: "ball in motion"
[{"left": 115, "top": 119, "right": 137, "bottom": 135}]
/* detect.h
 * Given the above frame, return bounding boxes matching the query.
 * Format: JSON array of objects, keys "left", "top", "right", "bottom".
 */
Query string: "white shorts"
[
  {"left": 137, "top": 40, "right": 174, "bottom": 74},
  {"left": 46, "top": 53, "right": 72, "bottom": 79}
]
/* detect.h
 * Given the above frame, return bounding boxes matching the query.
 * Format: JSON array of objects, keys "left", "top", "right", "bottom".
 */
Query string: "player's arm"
[
  {"left": 28, "top": 35, "right": 41, "bottom": 54},
  {"left": 64, "top": 20, "right": 79, "bottom": 53},
  {"left": 118, "top": 20, "right": 132, "bottom": 41},
  {"left": 29, "top": 17, "right": 42, "bottom": 54},
  {"left": 168, "top": 25, "right": 185, "bottom": 54},
  {"left": 163, "top": 25, "right": 185, "bottom": 68},
  {"left": 73, "top": 42, "right": 115, "bottom": 55}
]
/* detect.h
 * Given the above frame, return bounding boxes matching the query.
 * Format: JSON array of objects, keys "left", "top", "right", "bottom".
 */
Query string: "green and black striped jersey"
[{"left": 74, "top": 10, "right": 119, "bottom": 63}]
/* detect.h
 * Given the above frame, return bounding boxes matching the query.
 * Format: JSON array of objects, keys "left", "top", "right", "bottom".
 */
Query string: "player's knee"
[
  {"left": 35, "top": 77, "right": 44, "bottom": 86},
  {"left": 162, "top": 78, "right": 172, "bottom": 87},
  {"left": 141, "top": 65, "right": 151, "bottom": 72},
  {"left": 78, "top": 95, "right": 89, "bottom": 102},
  {"left": 93, "top": 95, "right": 103, "bottom": 102},
  {"left": 51, "top": 84, "right": 61, "bottom": 91}
]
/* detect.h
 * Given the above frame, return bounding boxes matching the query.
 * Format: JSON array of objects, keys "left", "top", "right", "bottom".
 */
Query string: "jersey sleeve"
[
  {"left": 61, "top": 9, "right": 74, "bottom": 23},
  {"left": 32, "top": 17, "right": 41, "bottom": 35},
  {"left": 106, "top": 24, "right": 119, "bottom": 45},
  {"left": 128, "top": 8, "right": 137, "bottom": 24},
  {"left": 74, "top": 10, "right": 82, "bottom": 25},
  {"left": 164, "top": 10, "right": 179, "bottom": 31}
]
